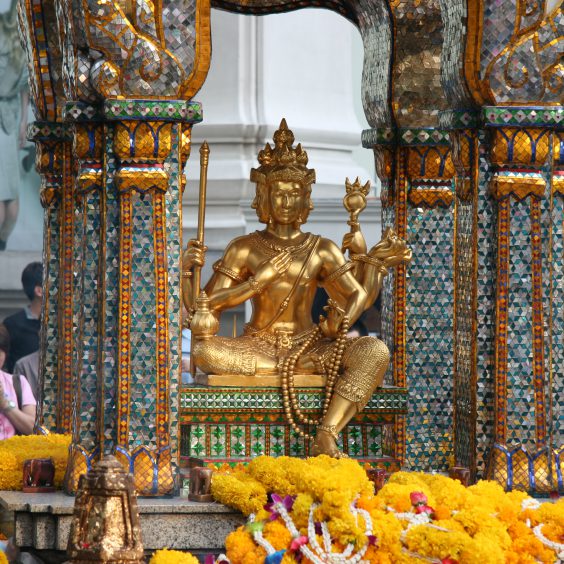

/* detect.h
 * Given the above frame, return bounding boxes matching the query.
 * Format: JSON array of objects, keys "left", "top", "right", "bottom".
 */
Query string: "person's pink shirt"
[{"left": 0, "top": 369, "right": 36, "bottom": 440}]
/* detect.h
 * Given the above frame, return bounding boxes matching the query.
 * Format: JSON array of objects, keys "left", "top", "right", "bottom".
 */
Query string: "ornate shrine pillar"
[
  {"left": 20, "top": 0, "right": 211, "bottom": 494},
  {"left": 364, "top": 126, "right": 456, "bottom": 471},
  {"left": 28, "top": 122, "right": 73, "bottom": 432},
  {"left": 484, "top": 108, "right": 562, "bottom": 492},
  {"left": 18, "top": 0, "right": 74, "bottom": 431},
  {"left": 439, "top": 111, "right": 482, "bottom": 482},
  {"left": 64, "top": 100, "right": 203, "bottom": 495}
]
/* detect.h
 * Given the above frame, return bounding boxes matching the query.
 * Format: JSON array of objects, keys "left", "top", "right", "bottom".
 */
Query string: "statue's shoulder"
[
  {"left": 316, "top": 236, "right": 343, "bottom": 257},
  {"left": 221, "top": 233, "right": 255, "bottom": 264},
  {"left": 226, "top": 233, "right": 254, "bottom": 250}
]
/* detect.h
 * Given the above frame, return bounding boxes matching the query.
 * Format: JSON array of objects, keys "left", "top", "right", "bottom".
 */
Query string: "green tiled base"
[{"left": 179, "top": 385, "right": 407, "bottom": 466}]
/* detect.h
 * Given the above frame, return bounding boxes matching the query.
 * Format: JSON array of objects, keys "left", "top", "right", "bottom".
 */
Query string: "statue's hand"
[
  {"left": 369, "top": 228, "right": 412, "bottom": 266},
  {"left": 319, "top": 300, "right": 346, "bottom": 339},
  {"left": 383, "top": 247, "right": 412, "bottom": 267},
  {"left": 183, "top": 239, "right": 206, "bottom": 270},
  {"left": 254, "top": 251, "right": 292, "bottom": 287},
  {"left": 341, "top": 230, "right": 367, "bottom": 256}
]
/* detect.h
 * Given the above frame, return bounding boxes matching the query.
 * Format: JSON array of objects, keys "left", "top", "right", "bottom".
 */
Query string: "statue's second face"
[{"left": 269, "top": 181, "right": 306, "bottom": 225}]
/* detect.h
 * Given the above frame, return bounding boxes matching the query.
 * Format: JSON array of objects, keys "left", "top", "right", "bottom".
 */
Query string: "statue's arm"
[{"left": 319, "top": 240, "right": 368, "bottom": 327}]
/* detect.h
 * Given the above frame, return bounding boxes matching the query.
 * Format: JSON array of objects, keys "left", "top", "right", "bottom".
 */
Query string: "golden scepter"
[
  {"left": 192, "top": 141, "right": 210, "bottom": 299},
  {"left": 189, "top": 141, "right": 214, "bottom": 379}
]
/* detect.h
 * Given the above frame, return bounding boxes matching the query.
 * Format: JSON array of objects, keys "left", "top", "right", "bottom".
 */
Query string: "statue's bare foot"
[{"left": 311, "top": 430, "right": 348, "bottom": 458}]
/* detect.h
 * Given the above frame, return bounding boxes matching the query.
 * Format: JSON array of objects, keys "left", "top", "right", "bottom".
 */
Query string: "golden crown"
[{"left": 250, "top": 119, "right": 316, "bottom": 185}]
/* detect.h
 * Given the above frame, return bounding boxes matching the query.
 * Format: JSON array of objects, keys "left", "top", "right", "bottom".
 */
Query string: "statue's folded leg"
[
  {"left": 312, "top": 336, "right": 390, "bottom": 457},
  {"left": 192, "top": 335, "right": 278, "bottom": 375}
]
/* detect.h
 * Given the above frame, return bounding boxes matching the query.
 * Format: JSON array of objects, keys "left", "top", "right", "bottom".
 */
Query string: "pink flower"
[
  {"left": 410, "top": 491, "right": 428, "bottom": 506},
  {"left": 414, "top": 504, "right": 435, "bottom": 517},
  {"left": 289, "top": 535, "right": 308, "bottom": 552}
]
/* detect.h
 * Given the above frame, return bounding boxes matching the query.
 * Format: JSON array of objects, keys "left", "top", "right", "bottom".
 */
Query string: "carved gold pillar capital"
[
  {"left": 28, "top": 122, "right": 72, "bottom": 208},
  {"left": 399, "top": 128, "right": 455, "bottom": 209},
  {"left": 66, "top": 102, "right": 106, "bottom": 198},
  {"left": 484, "top": 107, "right": 551, "bottom": 202}
]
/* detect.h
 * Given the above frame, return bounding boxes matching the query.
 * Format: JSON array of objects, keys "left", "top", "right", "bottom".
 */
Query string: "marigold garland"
[
  {"left": 212, "top": 456, "right": 564, "bottom": 564},
  {"left": 149, "top": 549, "right": 199, "bottom": 564},
  {"left": 0, "top": 434, "right": 70, "bottom": 490}
]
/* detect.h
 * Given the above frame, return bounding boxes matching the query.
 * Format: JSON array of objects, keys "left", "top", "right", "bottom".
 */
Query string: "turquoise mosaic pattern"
[
  {"left": 165, "top": 123, "right": 182, "bottom": 463},
  {"left": 405, "top": 204, "right": 455, "bottom": 471},
  {"left": 73, "top": 191, "right": 102, "bottom": 449},
  {"left": 180, "top": 386, "right": 405, "bottom": 463},
  {"left": 550, "top": 196, "right": 564, "bottom": 444},
  {"left": 39, "top": 203, "right": 61, "bottom": 429},
  {"left": 483, "top": 106, "right": 563, "bottom": 128},
  {"left": 181, "top": 421, "right": 384, "bottom": 461},
  {"left": 475, "top": 136, "right": 497, "bottom": 476},
  {"left": 453, "top": 199, "right": 476, "bottom": 472},
  {"left": 180, "top": 386, "right": 407, "bottom": 412},
  {"left": 505, "top": 200, "right": 536, "bottom": 448},
  {"left": 104, "top": 99, "right": 203, "bottom": 123},
  {"left": 101, "top": 126, "right": 120, "bottom": 452},
  {"left": 129, "top": 195, "right": 158, "bottom": 447}
]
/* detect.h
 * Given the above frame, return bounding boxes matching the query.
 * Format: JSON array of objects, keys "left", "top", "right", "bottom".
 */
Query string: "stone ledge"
[{"left": 0, "top": 491, "right": 245, "bottom": 552}]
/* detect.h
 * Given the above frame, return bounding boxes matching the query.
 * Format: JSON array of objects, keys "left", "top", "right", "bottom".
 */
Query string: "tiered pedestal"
[
  {"left": 179, "top": 385, "right": 408, "bottom": 467},
  {"left": 0, "top": 491, "right": 244, "bottom": 557}
]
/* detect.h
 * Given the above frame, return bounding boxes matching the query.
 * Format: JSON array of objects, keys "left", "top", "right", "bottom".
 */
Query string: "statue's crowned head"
[{"left": 251, "top": 119, "right": 315, "bottom": 225}]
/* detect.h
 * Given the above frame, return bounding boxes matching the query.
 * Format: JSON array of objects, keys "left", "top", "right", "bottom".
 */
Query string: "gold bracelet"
[
  {"left": 248, "top": 276, "right": 265, "bottom": 294},
  {"left": 182, "top": 271, "right": 193, "bottom": 279},
  {"left": 323, "top": 261, "right": 354, "bottom": 284},
  {"left": 350, "top": 254, "right": 389, "bottom": 276}
]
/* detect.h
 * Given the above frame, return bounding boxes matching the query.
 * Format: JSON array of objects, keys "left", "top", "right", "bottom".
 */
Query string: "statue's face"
[{"left": 269, "top": 181, "right": 305, "bottom": 225}]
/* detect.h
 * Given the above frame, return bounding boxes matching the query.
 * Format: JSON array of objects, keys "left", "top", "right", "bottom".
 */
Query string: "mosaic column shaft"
[
  {"left": 440, "top": 110, "right": 482, "bottom": 481},
  {"left": 364, "top": 127, "right": 456, "bottom": 471},
  {"left": 64, "top": 103, "right": 106, "bottom": 481},
  {"left": 483, "top": 107, "right": 563, "bottom": 493},
  {"left": 28, "top": 122, "right": 74, "bottom": 433},
  {"left": 64, "top": 100, "right": 202, "bottom": 496}
]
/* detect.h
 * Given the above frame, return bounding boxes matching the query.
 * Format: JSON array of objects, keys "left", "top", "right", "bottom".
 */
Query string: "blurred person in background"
[
  {"left": 13, "top": 349, "right": 38, "bottom": 399},
  {"left": 0, "top": 0, "right": 29, "bottom": 251},
  {"left": 3, "top": 262, "right": 41, "bottom": 372},
  {"left": 0, "top": 324, "right": 36, "bottom": 438}
]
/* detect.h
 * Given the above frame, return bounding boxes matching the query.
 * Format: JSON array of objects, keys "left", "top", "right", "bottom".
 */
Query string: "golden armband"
[
  {"left": 350, "top": 254, "right": 389, "bottom": 276},
  {"left": 212, "top": 260, "right": 245, "bottom": 283},
  {"left": 323, "top": 261, "right": 354, "bottom": 284}
]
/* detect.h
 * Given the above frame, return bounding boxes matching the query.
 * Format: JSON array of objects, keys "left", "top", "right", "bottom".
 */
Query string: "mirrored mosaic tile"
[
  {"left": 505, "top": 200, "right": 535, "bottom": 448},
  {"left": 404, "top": 204, "right": 454, "bottom": 471}
]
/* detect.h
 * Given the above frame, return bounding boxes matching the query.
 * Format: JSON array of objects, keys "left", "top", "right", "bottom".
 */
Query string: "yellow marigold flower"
[
  {"left": 247, "top": 456, "right": 297, "bottom": 495},
  {"left": 211, "top": 472, "right": 267, "bottom": 515},
  {"left": 225, "top": 527, "right": 266, "bottom": 564},
  {"left": 376, "top": 482, "right": 434, "bottom": 513},
  {"left": 263, "top": 519, "right": 292, "bottom": 550},
  {"left": 149, "top": 549, "right": 199, "bottom": 564}
]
